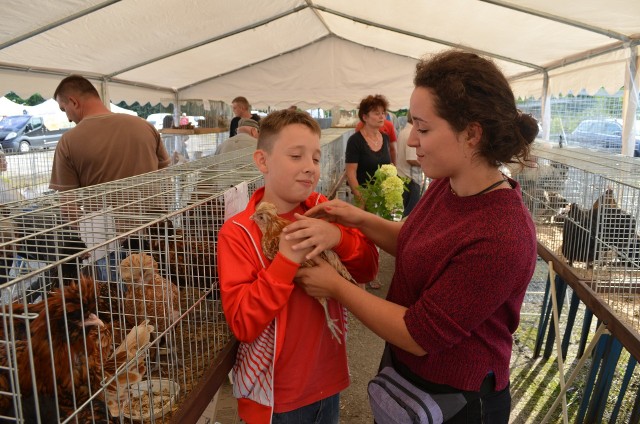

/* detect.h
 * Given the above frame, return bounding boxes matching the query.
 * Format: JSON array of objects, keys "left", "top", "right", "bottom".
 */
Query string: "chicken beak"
[{"left": 84, "top": 313, "right": 105, "bottom": 328}]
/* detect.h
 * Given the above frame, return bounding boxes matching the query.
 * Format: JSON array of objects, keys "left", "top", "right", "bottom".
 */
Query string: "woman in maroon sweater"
[{"left": 289, "top": 50, "right": 538, "bottom": 423}]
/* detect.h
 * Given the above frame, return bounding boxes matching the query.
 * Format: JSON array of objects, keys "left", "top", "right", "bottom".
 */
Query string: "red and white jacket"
[{"left": 217, "top": 188, "right": 378, "bottom": 423}]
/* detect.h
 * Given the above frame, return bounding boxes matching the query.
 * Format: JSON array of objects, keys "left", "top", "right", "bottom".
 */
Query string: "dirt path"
[
  {"left": 214, "top": 252, "right": 556, "bottom": 424},
  {"left": 340, "top": 250, "right": 393, "bottom": 423}
]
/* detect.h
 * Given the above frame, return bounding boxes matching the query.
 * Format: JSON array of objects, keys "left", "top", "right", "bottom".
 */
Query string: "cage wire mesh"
[
  {"left": 0, "top": 129, "right": 350, "bottom": 423},
  {"left": 511, "top": 143, "right": 640, "bottom": 330},
  {"left": 1, "top": 149, "right": 56, "bottom": 201}
]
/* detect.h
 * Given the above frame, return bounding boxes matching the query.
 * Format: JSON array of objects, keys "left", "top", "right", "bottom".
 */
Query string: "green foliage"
[
  {"left": 5, "top": 91, "right": 45, "bottom": 106},
  {"left": 116, "top": 101, "right": 173, "bottom": 119}
]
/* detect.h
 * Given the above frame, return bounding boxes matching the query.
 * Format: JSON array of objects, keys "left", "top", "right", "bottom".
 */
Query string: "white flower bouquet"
[{"left": 358, "top": 164, "right": 408, "bottom": 221}]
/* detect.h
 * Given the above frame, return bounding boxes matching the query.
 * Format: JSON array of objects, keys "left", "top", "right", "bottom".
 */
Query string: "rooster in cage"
[
  {"left": 561, "top": 203, "right": 598, "bottom": 267},
  {"left": 0, "top": 276, "right": 153, "bottom": 423},
  {"left": 250, "top": 201, "right": 359, "bottom": 342},
  {"left": 591, "top": 188, "right": 640, "bottom": 268},
  {"left": 0, "top": 276, "right": 112, "bottom": 422},
  {"left": 562, "top": 189, "right": 640, "bottom": 269}
]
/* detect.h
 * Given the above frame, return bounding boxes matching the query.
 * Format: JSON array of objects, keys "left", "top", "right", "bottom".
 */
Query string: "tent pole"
[
  {"left": 540, "top": 71, "right": 551, "bottom": 142},
  {"left": 100, "top": 78, "right": 110, "bottom": 109},
  {"left": 621, "top": 44, "right": 638, "bottom": 157}
]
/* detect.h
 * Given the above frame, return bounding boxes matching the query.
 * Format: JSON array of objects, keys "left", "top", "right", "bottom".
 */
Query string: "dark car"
[
  {"left": 567, "top": 119, "right": 640, "bottom": 156},
  {"left": 0, "top": 115, "right": 70, "bottom": 153}
]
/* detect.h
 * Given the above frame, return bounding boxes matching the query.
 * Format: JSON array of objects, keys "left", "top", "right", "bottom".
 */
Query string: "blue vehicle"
[
  {"left": 567, "top": 118, "right": 640, "bottom": 156},
  {"left": 0, "top": 115, "right": 70, "bottom": 153}
]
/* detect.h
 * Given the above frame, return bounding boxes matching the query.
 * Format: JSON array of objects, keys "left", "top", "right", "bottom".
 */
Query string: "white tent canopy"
[
  {"left": 0, "top": 0, "right": 639, "bottom": 109},
  {"left": 0, "top": 96, "right": 137, "bottom": 117},
  {"left": 0, "top": 96, "right": 26, "bottom": 116}
]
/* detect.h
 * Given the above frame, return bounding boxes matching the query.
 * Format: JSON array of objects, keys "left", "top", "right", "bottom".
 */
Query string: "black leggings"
[{"left": 447, "top": 382, "right": 511, "bottom": 424}]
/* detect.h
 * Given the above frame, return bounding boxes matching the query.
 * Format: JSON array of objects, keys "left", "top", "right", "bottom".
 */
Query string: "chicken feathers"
[
  {"left": 120, "top": 253, "right": 180, "bottom": 333},
  {"left": 0, "top": 275, "right": 111, "bottom": 422},
  {"left": 102, "top": 319, "right": 154, "bottom": 417},
  {"left": 250, "top": 201, "right": 357, "bottom": 342}
]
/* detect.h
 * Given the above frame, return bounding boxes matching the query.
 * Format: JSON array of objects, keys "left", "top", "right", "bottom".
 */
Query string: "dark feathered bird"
[
  {"left": 146, "top": 220, "right": 217, "bottom": 289},
  {"left": 562, "top": 203, "right": 598, "bottom": 267},
  {"left": 563, "top": 189, "right": 640, "bottom": 269},
  {"left": 251, "top": 201, "right": 358, "bottom": 342},
  {"left": 0, "top": 275, "right": 112, "bottom": 423},
  {"left": 591, "top": 189, "right": 640, "bottom": 267}
]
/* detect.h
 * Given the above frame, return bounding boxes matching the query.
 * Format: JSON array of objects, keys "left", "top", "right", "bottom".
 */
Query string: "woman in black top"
[{"left": 345, "top": 94, "right": 392, "bottom": 207}]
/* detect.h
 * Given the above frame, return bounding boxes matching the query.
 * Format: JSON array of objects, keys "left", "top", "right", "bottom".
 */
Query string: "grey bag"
[{"left": 368, "top": 366, "right": 467, "bottom": 424}]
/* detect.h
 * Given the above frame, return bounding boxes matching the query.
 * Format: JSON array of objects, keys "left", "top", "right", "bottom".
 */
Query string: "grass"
[{"left": 510, "top": 264, "right": 640, "bottom": 423}]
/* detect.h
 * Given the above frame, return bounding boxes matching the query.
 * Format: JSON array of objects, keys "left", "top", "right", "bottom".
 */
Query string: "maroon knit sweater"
[{"left": 388, "top": 177, "right": 537, "bottom": 392}]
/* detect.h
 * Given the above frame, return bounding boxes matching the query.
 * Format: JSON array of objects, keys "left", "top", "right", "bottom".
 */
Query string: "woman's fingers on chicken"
[
  {"left": 304, "top": 199, "right": 367, "bottom": 227},
  {"left": 295, "top": 257, "right": 339, "bottom": 297},
  {"left": 284, "top": 215, "right": 342, "bottom": 259}
]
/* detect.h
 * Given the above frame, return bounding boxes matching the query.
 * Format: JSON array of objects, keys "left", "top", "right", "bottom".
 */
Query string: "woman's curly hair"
[{"left": 414, "top": 50, "right": 537, "bottom": 166}]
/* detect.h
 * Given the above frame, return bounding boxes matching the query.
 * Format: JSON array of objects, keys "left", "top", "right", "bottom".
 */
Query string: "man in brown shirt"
[
  {"left": 49, "top": 75, "right": 171, "bottom": 283},
  {"left": 49, "top": 75, "right": 170, "bottom": 191}
]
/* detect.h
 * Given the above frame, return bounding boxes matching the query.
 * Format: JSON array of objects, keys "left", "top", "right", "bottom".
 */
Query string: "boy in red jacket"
[{"left": 217, "top": 109, "right": 378, "bottom": 423}]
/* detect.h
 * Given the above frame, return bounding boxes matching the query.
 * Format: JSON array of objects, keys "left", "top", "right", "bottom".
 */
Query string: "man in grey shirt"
[{"left": 216, "top": 118, "right": 259, "bottom": 155}]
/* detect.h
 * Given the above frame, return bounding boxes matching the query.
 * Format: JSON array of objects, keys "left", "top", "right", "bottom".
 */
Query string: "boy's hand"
[
  {"left": 282, "top": 215, "right": 341, "bottom": 260},
  {"left": 278, "top": 230, "right": 313, "bottom": 264}
]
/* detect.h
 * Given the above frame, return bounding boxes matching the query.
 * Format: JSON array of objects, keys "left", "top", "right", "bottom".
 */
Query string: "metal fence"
[
  {"left": 518, "top": 89, "right": 639, "bottom": 156},
  {"left": 512, "top": 143, "right": 640, "bottom": 422}
]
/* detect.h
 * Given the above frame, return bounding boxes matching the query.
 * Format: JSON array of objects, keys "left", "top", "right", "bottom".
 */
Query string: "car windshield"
[{"left": 0, "top": 115, "right": 30, "bottom": 131}]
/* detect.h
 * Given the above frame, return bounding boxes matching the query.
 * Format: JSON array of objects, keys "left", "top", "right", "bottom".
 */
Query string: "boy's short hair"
[{"left": 257, "top": 109, "right": 321, "bottom": 152}]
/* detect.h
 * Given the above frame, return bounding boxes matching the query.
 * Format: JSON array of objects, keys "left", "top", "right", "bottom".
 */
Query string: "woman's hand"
[
  {"left": 303, "top": 199, "right": 370, "bottom": 228},
  {"left": 282, "top": 215, "right": 341, "bottom": 260},
  {"left": 295, "top": 257, "right": 343, "bottom": 298}
]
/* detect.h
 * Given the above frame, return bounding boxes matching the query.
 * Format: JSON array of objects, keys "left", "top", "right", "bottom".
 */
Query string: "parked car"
[
  {"left": 0, "top": 115, "right": 70, "bottom": 152},
  {"left": 567, "top": 118, "right": 640, "bottom": 156}
]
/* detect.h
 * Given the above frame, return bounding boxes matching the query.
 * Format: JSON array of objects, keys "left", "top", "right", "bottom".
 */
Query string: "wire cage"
[
  {"left": 1, "top": 149, "right": 56, "bottom": 201},
  {"left": 0, "top": 128, "right": 350, "bottom": 423},
  {"left": 512, "top": 144, "right": 640, "bottom": 329}
]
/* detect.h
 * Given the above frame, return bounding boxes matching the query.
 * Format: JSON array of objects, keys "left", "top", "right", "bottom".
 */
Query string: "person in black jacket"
[{"left": 229, "top": 96, "right": 260, "bottom": 137}]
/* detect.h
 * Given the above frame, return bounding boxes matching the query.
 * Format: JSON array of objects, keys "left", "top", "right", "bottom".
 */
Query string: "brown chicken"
[
  {"left": 120, "top": 253, "right": 180, "bottom": 334},
  {"left": 250, "top": 201, "right": 358, "bottom": 342},
  {"left": 0, "top": 275, "right": 112, "bottom": 423}
]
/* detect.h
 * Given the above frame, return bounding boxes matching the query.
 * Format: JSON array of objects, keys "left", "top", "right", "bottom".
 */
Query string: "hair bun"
[{"left": 517, "top": 112, "right": 539, "bottom": 144}]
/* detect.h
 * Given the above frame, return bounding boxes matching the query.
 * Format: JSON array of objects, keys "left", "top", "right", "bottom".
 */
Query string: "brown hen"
[
  {"left": 120, "top": 253, "right": 180, "bottom": 334},
  {"left": 0, "top": 275, "right": 112, "bottom": 423},
  {"left": 250, "top": 201, "right": 358, "bottom": 342}
]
